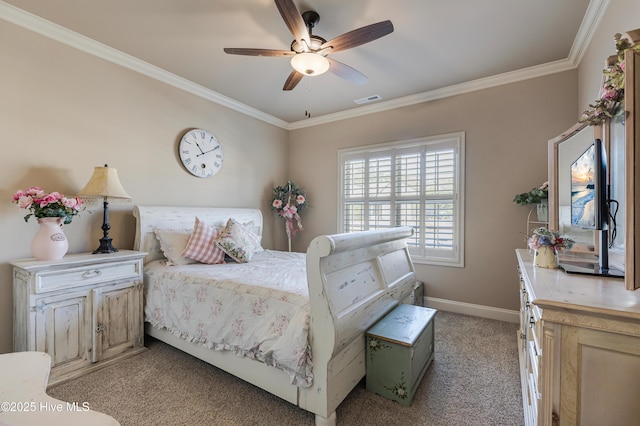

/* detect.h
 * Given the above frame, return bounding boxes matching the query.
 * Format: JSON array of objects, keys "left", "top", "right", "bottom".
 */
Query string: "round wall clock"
[{"left": 178, "top": 129, "right": 224, "bottom": 178}]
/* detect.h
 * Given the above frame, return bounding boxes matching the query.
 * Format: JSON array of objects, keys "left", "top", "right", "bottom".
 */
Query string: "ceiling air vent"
[{"left": 354, "top": 95, "right": 382, "bottom": 105}]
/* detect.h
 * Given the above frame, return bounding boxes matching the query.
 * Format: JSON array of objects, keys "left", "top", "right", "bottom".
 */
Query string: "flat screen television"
[
  {"left": 560, "top": 139, "right": 624, "bottom": 278},
  {"left": 570, "top": 144, "right": 596, "bottom": 228}
]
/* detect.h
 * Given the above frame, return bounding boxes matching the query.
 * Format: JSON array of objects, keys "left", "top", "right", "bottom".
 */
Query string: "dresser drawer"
[{"left": 35, "top": 260, "right": 140, "bottom": 293}]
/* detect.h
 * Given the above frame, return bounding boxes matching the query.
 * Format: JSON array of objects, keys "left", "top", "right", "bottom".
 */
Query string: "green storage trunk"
[{"left": 365, "top": 303, "right": 437, "bottom": 406}]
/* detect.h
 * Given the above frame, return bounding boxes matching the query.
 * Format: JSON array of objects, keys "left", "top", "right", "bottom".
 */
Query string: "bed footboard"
[{"left": 299, "top": 227, "right": 416, "bottom": 423}]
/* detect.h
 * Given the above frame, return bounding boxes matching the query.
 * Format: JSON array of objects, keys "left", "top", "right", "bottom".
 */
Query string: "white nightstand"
[{"left": 11, "top": 250, "right": 147, "bottom": 387}]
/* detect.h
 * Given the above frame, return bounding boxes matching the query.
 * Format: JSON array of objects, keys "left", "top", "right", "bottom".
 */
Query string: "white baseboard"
[{"left": 424, "top": 297, "right": 519, "bottom": 323}]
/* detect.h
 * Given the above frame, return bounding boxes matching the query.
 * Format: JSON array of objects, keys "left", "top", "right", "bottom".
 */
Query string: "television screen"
[{"left": 571, "top": 143, "right": 596, "bottom": 228}]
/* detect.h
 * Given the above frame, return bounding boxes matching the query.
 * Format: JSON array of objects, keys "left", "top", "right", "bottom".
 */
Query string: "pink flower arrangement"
[
  {"left": 12, "top": 186, "right": 84, "bottom": 224},
  {"left": 271, "top": 181, "right": 308, "bottom": 240}
]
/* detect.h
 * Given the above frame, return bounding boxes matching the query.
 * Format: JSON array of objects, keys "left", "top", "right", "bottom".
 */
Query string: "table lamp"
[{"left": 77, "top": 164, "right": 132, "bottom": 253}]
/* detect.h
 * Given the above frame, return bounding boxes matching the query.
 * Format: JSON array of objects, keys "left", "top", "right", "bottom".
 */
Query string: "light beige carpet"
[{"left": 48, "top": 311, "right": 524, "bottom": 425}]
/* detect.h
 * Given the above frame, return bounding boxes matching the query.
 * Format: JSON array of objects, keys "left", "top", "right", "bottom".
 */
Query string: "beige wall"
[
  {"left": 289, "top": 72, "right": 578, "bottom": 311},
  {"left": 0, "top": 21, "right": 289, "bottom": 353}
]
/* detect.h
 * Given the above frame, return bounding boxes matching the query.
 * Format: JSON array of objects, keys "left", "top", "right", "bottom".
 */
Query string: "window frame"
[{"left": 338, "top": 132, "right": 465, "bottom": 267}]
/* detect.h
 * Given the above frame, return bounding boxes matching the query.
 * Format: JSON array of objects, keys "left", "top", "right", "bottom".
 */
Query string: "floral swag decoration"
[
  {"left": 271, "top": 181, "right": 308, "bottom": 240},
  {"left": 13, "top": 187, "right": 84, "bottom": 225},
  {"left": 528, "top": 227, "right": 574, "bottom": 252},
  {"left": 580, "top": 32, "right": 640, "bottom": 126}
]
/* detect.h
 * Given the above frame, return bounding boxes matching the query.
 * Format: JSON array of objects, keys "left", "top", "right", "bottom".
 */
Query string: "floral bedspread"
[{"left": 144, "top": 250, "right": 313, "bottom": 387}]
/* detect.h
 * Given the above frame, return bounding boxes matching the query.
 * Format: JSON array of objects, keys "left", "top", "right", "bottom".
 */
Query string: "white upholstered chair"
[{"left": 0, "top": 351, "right": 119, "bottom": 426}]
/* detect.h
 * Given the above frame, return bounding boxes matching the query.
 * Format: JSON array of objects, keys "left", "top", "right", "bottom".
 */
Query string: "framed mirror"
[
  {"left": 549, "top": 37, "right": 639, "bottom": 290},
  {"left": 548, "top": 123, "right": 600, "bottom": 256}
]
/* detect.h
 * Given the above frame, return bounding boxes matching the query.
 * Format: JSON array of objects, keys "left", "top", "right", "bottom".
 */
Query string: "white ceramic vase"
[
  {"left": 534, "top": 245, "right": 558, "bottom": 269},
  {"left": 31, "top": 217, "right": 68, "bottom": 261}
]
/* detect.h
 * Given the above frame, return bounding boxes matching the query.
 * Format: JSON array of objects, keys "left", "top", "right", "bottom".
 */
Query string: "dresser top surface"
[{"left": 516, "top": 249, "right": 640, "bottom": 319}]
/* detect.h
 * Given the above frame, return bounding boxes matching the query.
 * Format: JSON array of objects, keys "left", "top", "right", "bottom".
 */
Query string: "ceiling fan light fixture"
[{"left": 291, "top": 53, "right": 330, "bottom": 76}]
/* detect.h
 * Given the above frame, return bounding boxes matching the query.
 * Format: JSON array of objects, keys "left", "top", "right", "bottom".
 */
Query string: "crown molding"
[
  {"left": 1, "top": 0, "right": 606, "bottom": 131},
  {"left": 567, "top": 0, "right": 610, "bottom": 66}
]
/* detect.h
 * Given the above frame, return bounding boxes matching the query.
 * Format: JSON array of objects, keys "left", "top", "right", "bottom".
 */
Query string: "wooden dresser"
[
  {"left": 12, "top": 250, "right": 147, "bottom": 386},
  {"left": 516, "top": 249, "right": 640, "bottom": 426}
]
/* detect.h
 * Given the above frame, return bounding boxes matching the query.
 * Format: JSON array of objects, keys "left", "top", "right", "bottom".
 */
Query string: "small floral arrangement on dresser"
[
  {"left": 580, "top": 31, "right": 640, "bottom": 126},
  {"left": 528, "top": 227, "right": 574, "bottom": 251},
  {"left": 12, "top": 186, "right": 84, "bottom": 224}
]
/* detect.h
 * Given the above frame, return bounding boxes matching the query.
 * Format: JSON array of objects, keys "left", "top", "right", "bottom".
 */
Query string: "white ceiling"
[{"left": 2, "top": 0, "right": 599, "bottom": 127}]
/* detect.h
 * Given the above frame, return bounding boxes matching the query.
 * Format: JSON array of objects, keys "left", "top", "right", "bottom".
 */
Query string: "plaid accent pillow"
[{"left": 181, "top": 217, "right": 225, "bottom": 264}]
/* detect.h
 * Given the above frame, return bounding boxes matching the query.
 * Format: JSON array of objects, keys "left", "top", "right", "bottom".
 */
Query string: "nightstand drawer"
[{"left": 35, "top": 260, "right": 140, "bottom": 293}]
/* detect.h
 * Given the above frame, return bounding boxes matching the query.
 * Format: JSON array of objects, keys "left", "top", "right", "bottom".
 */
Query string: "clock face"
[{"left": 179, "top": 129, "right": 224, "bottom": 178}]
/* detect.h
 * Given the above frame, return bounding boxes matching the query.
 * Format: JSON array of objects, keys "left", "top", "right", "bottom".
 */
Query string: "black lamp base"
[
  {"left": 92, "top": 198, "right": 118, "bottom": 254},
  {"left": 93, "top": 237, "right": 118, "bottom": 254}
]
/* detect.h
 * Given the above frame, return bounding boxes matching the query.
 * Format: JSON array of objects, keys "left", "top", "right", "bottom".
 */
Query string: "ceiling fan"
[{"left": 223, "top": 0, "right": 394, "bottom": 91}]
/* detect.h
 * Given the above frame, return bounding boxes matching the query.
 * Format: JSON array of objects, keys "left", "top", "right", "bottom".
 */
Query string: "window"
[{"left": 339, "top": 132, "right": 465, "bottom": 267}]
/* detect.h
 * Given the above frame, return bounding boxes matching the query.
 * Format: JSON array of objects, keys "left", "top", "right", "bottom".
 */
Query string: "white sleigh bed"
[{"left": 133, "top": 205, "right": 416, "bottom": 425}]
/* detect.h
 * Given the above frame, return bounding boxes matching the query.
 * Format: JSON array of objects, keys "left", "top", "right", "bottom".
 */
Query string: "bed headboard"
[{"left": 133, "top": 205, "right": 263, "bottom": 264}]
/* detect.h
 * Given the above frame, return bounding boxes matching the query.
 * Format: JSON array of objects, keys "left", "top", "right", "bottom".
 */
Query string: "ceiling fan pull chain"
[{"left": 305, "top": 83, "right": 313, "bottom": 118}]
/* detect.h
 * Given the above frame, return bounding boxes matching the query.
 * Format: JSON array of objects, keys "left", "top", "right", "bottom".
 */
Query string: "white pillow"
[
  {"left": 154, "top": 229, "right": 198, "bottom": 265},
  {"left": 242, "top": 220, "right": 264, "bottom": 252}
]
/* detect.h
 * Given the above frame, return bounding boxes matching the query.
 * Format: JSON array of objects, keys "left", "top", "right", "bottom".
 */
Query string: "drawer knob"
[{"left": 81, "top": 270, "right": 102, "bottom": 279}]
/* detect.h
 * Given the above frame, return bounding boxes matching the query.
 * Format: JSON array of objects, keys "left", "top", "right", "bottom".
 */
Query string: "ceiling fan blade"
[
  {"left": 274, "top": 0, "right": 310, "bottom": 47},
  {"left": 223, "top": 48, "right": 295, "bottom": 57},
  {"left": 321, "top": 20, "right": 394, "bottom": 53},
  {"left": 283, "top": 70, "right": 304, "bottom": 91},
  {"left": 327, "top": 58, "right": 367, "bottom": 84}
]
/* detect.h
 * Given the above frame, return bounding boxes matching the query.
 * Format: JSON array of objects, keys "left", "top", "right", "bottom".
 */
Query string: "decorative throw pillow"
[
  {"left": 215, "top": 218, "right": 262, "bottom": 263},
  {"left": 181, "top": 217, "right": 226, "bottom": 264},
  {"left": 154, "top": 229, "right": 198, "bottom": 265},
  {"left": 242, "top": 220, "right": 264, "bottom": 252}
]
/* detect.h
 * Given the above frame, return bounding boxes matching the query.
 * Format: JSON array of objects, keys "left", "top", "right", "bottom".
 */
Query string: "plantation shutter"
[{"left": 340, "top": 133, "right": 464, "bottom": 267}]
